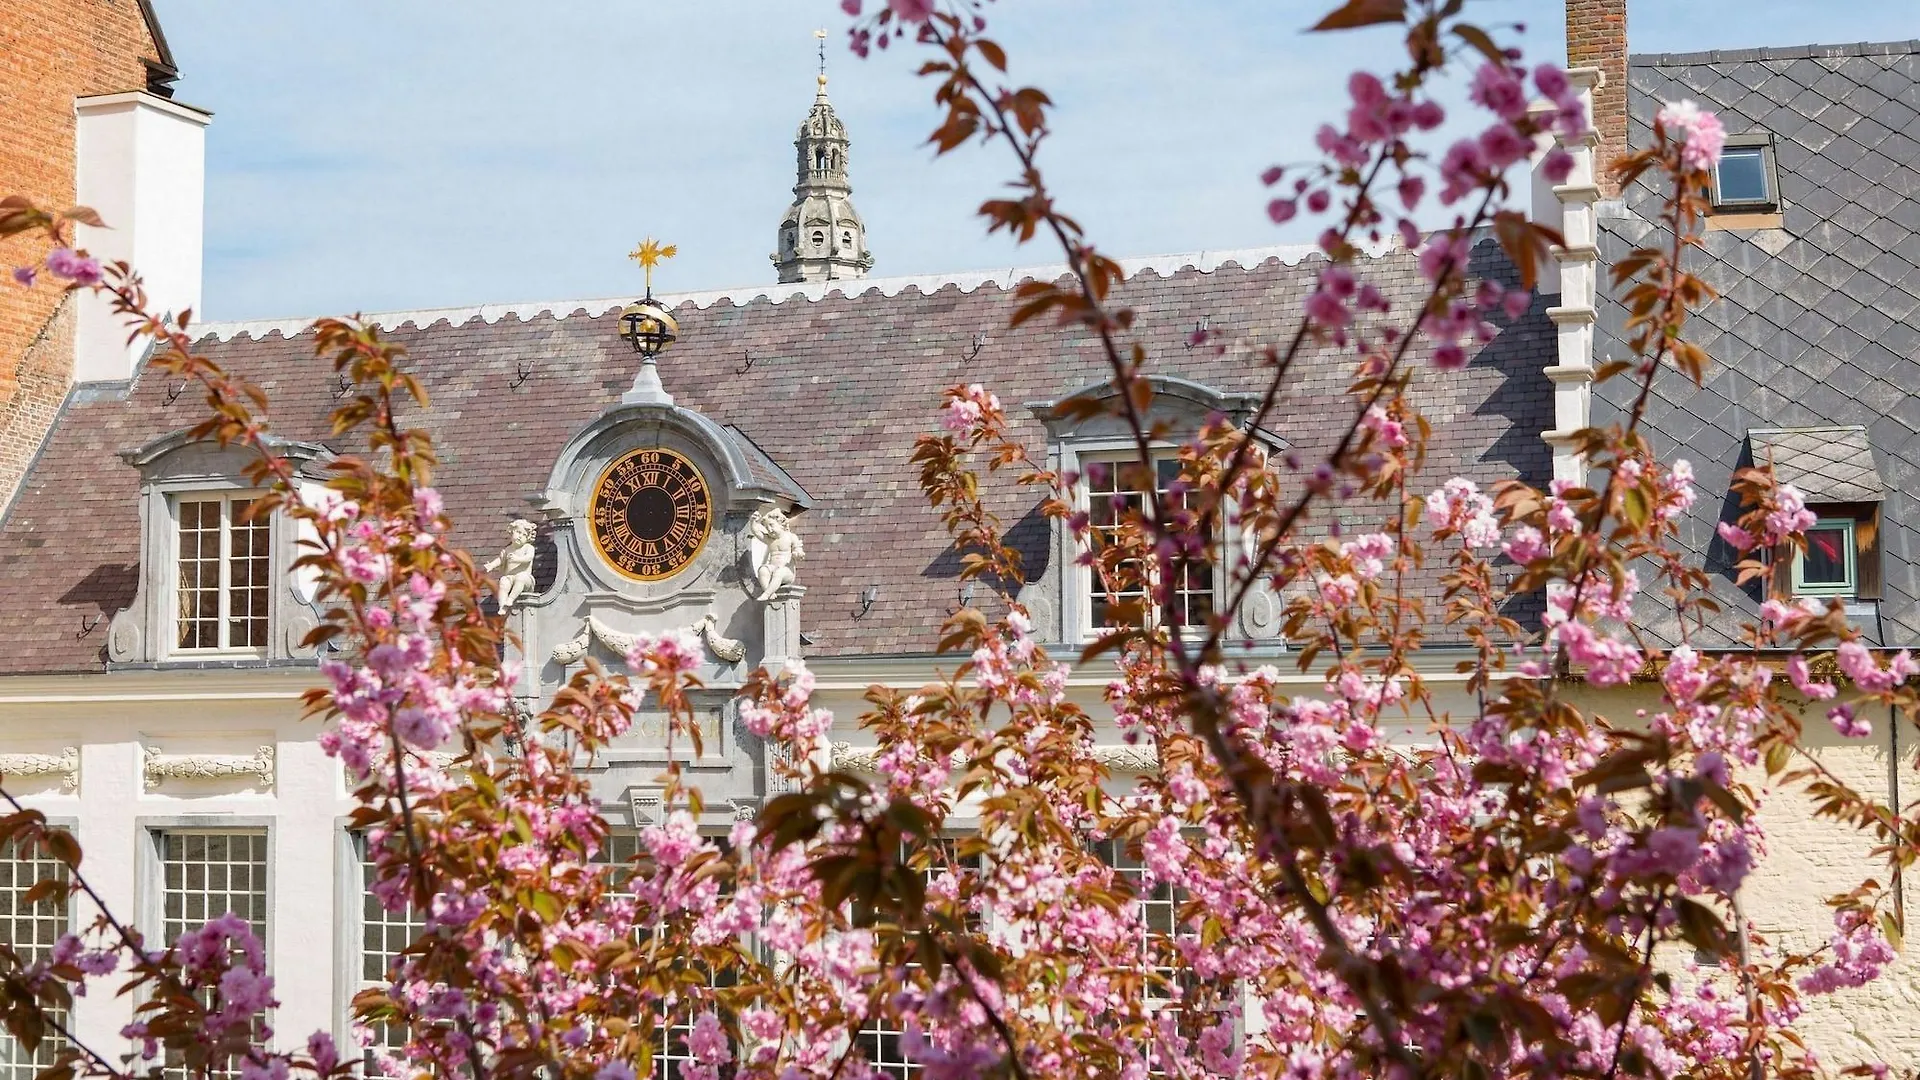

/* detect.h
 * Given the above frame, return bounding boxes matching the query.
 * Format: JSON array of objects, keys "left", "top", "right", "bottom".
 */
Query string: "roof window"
[{"left": 1710, "top": 132, "right": 1778, "bottom": 213}]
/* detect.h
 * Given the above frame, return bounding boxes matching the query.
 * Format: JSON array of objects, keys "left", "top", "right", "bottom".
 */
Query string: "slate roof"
[
  {"left": 1594, "top": 40, "right": 1920, "bottom": 646},
  {"left": 1749, "top": 426, "right": 1885, "bottom": 503},
  {"left": 0, "top": 243, "right": 1553, "bottom": 675}
]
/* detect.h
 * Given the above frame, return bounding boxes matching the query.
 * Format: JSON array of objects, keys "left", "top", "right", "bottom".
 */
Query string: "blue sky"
[{"left": 155, "top": 1, "right": 1919, "bottom": 321}]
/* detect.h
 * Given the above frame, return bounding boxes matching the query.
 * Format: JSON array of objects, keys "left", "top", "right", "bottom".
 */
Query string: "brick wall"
[
  {"left": 1566, "top": 0, "right": 1628, "bottom": 198},
  {"left": 0, "top": 0, "right": 164, "bottom": 476}
]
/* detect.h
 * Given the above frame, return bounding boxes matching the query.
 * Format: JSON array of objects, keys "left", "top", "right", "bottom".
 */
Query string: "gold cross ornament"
[{"left": 627, "top": 237, "right": 678, "bottom": 295}]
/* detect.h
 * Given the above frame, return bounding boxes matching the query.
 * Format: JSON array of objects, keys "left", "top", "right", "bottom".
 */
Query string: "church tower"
[{"left": 772, "top": 39, "right": 872, "bottom": 284}]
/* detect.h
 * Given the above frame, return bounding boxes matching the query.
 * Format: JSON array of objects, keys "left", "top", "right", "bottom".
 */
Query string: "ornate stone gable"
[{"left": 502, "top": 389, "right": 810, "bottom": 816}]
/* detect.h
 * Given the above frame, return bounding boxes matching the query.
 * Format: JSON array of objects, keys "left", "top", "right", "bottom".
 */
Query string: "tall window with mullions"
[
  {"left": 0, "top": 832, "right": 70, "bottom": 1080},
  {"left": 157, "top": 829, "right": 269, "bottom": 1080},
  {"left": 854, "top": 839, "right": 987, "bottom": 1079},
  {"left": 1090, "top": 837, "right": 1206, "bottom": 1076},
  {"left": 595, "top": 827, "right": 742, "bottom": 1080},
  {"left": 355, "top": 833, "right": 429, "bottom": 1071}
]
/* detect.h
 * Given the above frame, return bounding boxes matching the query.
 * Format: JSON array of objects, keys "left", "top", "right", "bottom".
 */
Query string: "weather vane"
[
  {"left": 816, "top": 28, "right": 828, "bottom": 83},
  {"left": 627, "top": 237, "right": 677, "bottom": 298}
]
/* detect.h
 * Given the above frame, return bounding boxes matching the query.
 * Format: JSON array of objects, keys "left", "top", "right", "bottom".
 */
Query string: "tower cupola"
[{"left": 772, "top": 38, "right": 872, "bottom": 284}]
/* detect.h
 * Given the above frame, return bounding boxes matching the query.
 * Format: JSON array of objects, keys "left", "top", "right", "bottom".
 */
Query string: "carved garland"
[
  {"left": 827, "top": 741, "right": 1160, "bottom": 774},
  {"left": 550, "top": 614, "right": 745, "bottom": 666},
  {"left": 143, "top": 745, "right": 275, "bottom": 791},
  {"left": 0, "top": 748, "right": 79, "bottom": 790}
]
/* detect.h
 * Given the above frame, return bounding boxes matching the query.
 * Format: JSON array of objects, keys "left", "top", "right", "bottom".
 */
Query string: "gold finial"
[{"left": 627, "top": 237, "right": 677, "bottom": 296}]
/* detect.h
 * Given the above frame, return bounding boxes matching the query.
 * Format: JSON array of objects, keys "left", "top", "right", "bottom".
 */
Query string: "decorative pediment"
[{"left": 1026, "top": 374, "right": 1277, "bottom": 445}]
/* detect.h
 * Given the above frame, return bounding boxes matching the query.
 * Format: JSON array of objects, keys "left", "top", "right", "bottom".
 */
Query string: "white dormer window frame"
[{"left": 108, "top": 431, "right": 332, "bottom": 666}]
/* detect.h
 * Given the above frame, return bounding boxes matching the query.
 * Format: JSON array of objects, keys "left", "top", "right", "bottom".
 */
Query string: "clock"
[{"left": 587, "top": 447, "right": 712, "bottom": 581}]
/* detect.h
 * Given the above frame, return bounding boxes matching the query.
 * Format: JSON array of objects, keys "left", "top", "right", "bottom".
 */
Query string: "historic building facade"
[{"left": 2, "top": 0, "right": 1919, "bottom": 1074}]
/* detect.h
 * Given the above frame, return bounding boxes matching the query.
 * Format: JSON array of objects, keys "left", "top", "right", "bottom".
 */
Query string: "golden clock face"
[{"left": 588, "top": 447, "right": 712, "bottom": 581}]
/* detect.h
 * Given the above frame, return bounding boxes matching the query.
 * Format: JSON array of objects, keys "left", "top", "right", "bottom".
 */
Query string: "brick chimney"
[{"left": 1566, "top": 0, "right": 1627, "bottom": 197}]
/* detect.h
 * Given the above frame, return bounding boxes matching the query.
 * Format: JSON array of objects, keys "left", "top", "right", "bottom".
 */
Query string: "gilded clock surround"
[{"left": 587, "top": 446, "right": 713, "bottom": 581}]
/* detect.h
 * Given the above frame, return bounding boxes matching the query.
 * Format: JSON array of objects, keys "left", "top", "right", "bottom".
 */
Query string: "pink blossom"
[
  {"left": 1763, "top": 483, "right": 1817, "bottom": 545},
  {"left": 1786, "top": 654, "right": 1837, "bottom": 701},
  {"left": 1829, "top": 704, "right": 1871, "bottom": 738},
  {"left": 1469, "top": 62, "right": 1530, "bottom": 121},
  {"left": 10, "top": 265, "right": 36, "bottom": 288},
  {"left": 1503, "top": 525, "right": 1547, "bottom": 564},
  {"left": 1716, "top": 520, "right": 1757, "bottom": 551},
  {"left": 1478, "top": 122, "right": 1534, "bottom": 169},
  {"left": 44, "top": 247, "right": 102, "bottom": 286},
  {"left": 1267, "top": 198, "right": 1298, "bottom": 224},
  {"left": 1541, "top": 147, "right": 1576, "bottom": 184},
  {"left": 1261, "top": 165, "right": 1285, "bottom": 186},
  {"left": 1425, "top": 478, "right": 1499, "bottom": 548},
  {"left": 1534, "top": 64, "right": 1571, "bottom": 98},
  {"left": 1656, "top": 100, "right": 1727, "bottom": 171},
  {"left": 888, "top": 0, "right": 934, "bottom": 23},
  {"left": 339, "top": 545, "right": 390, "bottom": 584}
]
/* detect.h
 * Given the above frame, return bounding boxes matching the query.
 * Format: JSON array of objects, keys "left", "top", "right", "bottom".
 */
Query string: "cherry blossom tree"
[{"left": 4, "top": 3, "right": 1918, "bottom": 1080}]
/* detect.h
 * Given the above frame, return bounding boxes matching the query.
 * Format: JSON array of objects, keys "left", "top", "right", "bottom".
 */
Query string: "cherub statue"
[
  {"left": 747, "top": 506, "right": 804, "bottom": 598},
  {"left": 485, "top": 519, "right": 538, "bottom": 611}
]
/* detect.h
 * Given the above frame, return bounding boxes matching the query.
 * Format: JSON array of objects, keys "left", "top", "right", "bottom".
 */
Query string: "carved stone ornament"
[
  {"left": 0, "top": 748, "right": 79, "bottom": 790},
  {"left": 694, "top": 613, "right": 746, "bottom": 664},
  {"left": 550, "top": 614, "right": 744, "bottom": 666},
  {"left": 746, "top": 506, "right": 804, "bottom": 599},
  {"left": 827, "top": 741, "right": 1159, "bottom": 774},
  {"left": 143, "top": 745, "right": 275, "bottom": 791},
  {"left": 1237, "top": 580, "right": 1283, "bottom": 640},
  {"left": 485, "top": 519, "right": 539, "bottom": 612}
]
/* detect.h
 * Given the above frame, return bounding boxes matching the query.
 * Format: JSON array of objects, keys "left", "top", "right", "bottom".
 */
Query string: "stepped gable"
[
  {"left": 1595, "top": 41, "right": 1920, "bottom": 645},
  {"left": 0, "top": 243, "right": 1553, "bottom": 674}
]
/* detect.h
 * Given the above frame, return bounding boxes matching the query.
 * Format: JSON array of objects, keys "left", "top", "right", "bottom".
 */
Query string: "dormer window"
[
  {"left": 1747, "top": 426, "right": 1884, "bottom": 604},
  {"left": 108, "top": 431, "right": 333, "bottom": 665},
  {"left": 174, "top": 494, "right": 272, "bottom": 653},
  {"left": 1028, "top": 376, "right": 1275, "bottom": 644},
  {"left": 1710, "top": 132, "right": 1778, "bottom": 212},
  {"left": 811, "top": 229, "right": 825, "bottom": 247}
]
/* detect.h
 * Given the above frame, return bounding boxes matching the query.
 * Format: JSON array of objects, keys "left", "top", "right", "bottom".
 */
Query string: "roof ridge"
[
  {"left": 1630, "top": 39, "right": 1920, "bottom": 67},
  {"left": 188, "top": 240, "right": 1381, "bottom": 344}
]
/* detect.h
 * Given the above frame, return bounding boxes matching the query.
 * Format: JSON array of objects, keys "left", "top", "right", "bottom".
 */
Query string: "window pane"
[
  {"left": 1802, "top": 525, "right": 1850, "bottom": 586},
  {"left": 177, "top": 499, "right": 223, "bottom": 650},
  {"left": 1715, "top": 149, "right": 1769, "bottom": 203},
  {"left": 227, "top": 511, "right": 272, "bottom": 650}
]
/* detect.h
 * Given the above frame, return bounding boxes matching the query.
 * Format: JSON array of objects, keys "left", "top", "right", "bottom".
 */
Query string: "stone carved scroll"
[
  {"left": 827, "top": 741, "right": 1160, "bottom": 774},
  {"left": 0, "top": 748, "right": 79, "bottom": 790},
  {"left": 143, "top": 745, "right": 275, "bottom": 791}
]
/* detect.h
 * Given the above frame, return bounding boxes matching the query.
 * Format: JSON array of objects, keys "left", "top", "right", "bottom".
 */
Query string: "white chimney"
[{"left": 72, "top": 91, "right": 210, "bottom": 384}]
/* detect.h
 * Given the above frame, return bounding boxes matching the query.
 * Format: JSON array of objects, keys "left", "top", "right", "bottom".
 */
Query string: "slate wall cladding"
[
  {"left": 1594, "top": 42, "right": 1920, "bottom": 647},
  {"left": 0, "top": 245, "right": 1555, "bottom": 674}
]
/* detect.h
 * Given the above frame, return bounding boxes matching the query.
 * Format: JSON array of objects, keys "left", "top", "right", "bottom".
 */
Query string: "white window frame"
[
  {"left": 1067, "top": 442, "right": 1235, "bottom": 643},
  {"left": 141, "top": 822, "right": 272, "bottom": 1080},
  {"left": 1709, "top": 132, "right": 1778, "bottom": 212},
  {"left": 1792, "top": 517, "right": 1857, "bottom": 598},
  {"left": 167, "top": 490, "right": 275, "bottom": 657}
]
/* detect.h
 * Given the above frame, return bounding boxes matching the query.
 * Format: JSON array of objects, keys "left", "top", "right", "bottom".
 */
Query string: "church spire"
[{"left": 772, "top": 30, "right": 872, "bottom": 284}]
